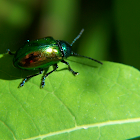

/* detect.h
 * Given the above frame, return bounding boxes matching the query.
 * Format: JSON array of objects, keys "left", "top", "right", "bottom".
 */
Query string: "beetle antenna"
[
  {"left": 71, "top": 29, "right": 84, "bottom": 46},
  {"left": 71, "top": 52, "right": 103, "bottom": 65}
]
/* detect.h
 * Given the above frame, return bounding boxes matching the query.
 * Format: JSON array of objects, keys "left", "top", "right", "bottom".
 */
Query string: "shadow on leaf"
[{"left": 0, "top": 54, "right": 48, "bottom": 80}]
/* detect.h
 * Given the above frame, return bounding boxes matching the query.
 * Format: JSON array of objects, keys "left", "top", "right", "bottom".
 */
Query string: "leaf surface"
[{"left": 0, "top": 54, "right": 140, "bottom": 140}]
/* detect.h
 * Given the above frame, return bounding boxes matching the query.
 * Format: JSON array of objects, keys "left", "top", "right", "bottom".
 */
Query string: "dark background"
[{"left": 0, "top": 0, "right": 140, "bottom": 70}]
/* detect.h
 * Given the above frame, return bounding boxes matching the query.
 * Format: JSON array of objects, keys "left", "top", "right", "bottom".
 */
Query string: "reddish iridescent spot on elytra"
[{"left": 30, "top": 60, "right": 33, "bottom": 63}]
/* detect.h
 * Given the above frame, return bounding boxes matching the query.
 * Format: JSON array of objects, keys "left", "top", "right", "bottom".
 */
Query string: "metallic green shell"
[
  {"left": 58, "top": 40, "right": 72, "bottom": 58},
  {"left": 13, "top": 37, "right": 63, "bottom": 70}
]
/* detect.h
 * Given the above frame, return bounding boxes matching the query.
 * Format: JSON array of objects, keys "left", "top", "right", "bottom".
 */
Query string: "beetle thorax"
[{"left": 58, "top": 40, "right": 72, "bottom": 58}]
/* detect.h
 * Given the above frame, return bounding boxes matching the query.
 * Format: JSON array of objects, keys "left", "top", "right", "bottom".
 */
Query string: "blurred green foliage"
[{"left": 0, "top": 0, "right": 140, "bottom": 69}]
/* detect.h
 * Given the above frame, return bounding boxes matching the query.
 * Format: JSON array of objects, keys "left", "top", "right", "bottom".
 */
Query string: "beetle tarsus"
[
  {"left": 18, "top": 78, "right": 27, "bottom": 88},
  {"left": 73, "top": 72, "right": 79, "bottom": 76},
  {"left": 7, "top": 49, "right": 15, "bottom": 55},
  {"left": 18, "top": 69, "right": 43, "bottom": 88},
  {"left": 40, "top": 64, "right": 58, "bottom": 88},
  {"left": 41, "top": 77, "right": 45, "bottom": 88},
  {"left": 61, "top": 60, "right": 79, "bottom": 76}
]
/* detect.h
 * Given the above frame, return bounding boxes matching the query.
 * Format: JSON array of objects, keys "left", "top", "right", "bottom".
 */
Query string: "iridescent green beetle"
[{"left": 8, "top": 29, "right": 102, "bottom": 88}]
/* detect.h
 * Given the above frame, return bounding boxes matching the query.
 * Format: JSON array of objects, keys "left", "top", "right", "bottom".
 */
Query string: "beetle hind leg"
[
  {"left": 61, "top": 60, "right": 79, "bottom": 75},
  {"left": 19, "top": 69, "right": 43, "bottom": 88},
  {"left": 41, "top": 64, "right": 58, "bottom": 88}
]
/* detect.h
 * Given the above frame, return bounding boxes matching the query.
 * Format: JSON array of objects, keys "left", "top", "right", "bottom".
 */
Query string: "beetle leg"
[
  {"left": 41, "top": 64, "right": 58, "bottom": 88},
  {"left": 19, "top": 69, "right": 43, "bottom": 87},
  {"left": 61, "top": 60, "right": 79, "bottom": 76},
  {"left": 7, "top": 49, "right": 15, "bottom": 55}
]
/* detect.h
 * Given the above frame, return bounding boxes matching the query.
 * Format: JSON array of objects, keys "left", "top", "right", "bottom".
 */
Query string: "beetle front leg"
[
  {"left": 19, "top": 69, "right": 43, "bottom": 87},
  {"left": 7, "top": 49, "right": 15, "bottom": 55},
  {"left": 41, "top": 64, "right": 58, "bottom": 88},
  {"left": 61, "top": 60, "right": 79, "bottom": 75}
]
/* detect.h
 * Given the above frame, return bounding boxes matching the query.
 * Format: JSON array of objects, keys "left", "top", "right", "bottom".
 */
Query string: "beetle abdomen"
[{"left": 14, "top": 45, "right": 62, "bottom": 70}]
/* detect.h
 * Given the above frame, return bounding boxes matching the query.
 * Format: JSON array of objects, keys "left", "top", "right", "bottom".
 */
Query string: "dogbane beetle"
[{"left": 7, "top": 29, "right": 103, "bottom": 88}]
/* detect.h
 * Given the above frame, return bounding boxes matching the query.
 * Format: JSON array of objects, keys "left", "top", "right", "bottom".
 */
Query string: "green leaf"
[
  {"left": 0, "top": 54, "right": 140, "bottom": 140},
  {"left": 114, "top": 0, "right": 140, "bottom": 70}
]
